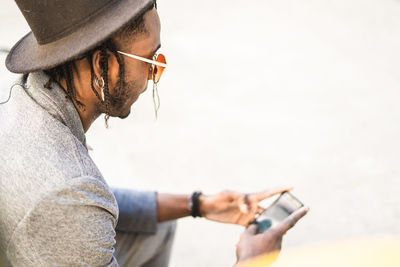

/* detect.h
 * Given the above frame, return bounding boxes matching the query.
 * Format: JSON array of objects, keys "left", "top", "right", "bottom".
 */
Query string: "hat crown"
[{"left": 16, "top": 0, "right": 118, "bottom": 45}]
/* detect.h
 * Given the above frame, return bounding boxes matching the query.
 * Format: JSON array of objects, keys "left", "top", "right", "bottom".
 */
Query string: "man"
[{"left": 0, "top": 0, "right": 308, "bottom": 266}]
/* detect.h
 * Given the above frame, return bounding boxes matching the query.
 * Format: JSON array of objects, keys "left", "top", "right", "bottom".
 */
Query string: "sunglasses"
[
  {"left": 117, "top": 50, "right": 167, "bottom": 83},
  {"left": 117, "top": 50, "right": 166, "bottom": 118}
]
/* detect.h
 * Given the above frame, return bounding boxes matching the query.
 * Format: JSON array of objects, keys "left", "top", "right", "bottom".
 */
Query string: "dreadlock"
[
  {"left": 43, "top": 1, "right": 156, "bottom": 127},
  {"left": 98, "top": 40, "right": 125, "bottom": 127},
  {"left": 44, "top": 38, "right": 124, "bottom": 127}
]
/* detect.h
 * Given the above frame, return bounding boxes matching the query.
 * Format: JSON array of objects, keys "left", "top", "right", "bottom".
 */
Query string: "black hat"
[{"left": 6, "top": 0, "right": 155, "bottom": 74}]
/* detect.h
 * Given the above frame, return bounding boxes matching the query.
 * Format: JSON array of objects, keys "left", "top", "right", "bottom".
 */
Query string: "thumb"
[{"left": 243, "top": 224, "right": 259, "bottom": 236}]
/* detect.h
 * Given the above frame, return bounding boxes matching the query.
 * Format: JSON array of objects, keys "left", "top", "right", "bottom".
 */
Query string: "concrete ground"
[{"left": 1, "top": 1, "right": 400, "bottom": 266}]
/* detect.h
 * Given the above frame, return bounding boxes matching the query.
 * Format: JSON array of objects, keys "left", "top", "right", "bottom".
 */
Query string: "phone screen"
[{"left": 253, "top": 192, "right": 304, "bottom": 233}]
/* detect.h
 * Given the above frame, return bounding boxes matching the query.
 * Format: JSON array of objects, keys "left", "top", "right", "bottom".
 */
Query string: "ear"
[{"left": 92, "top": 49, "right": 120, "bottom": 92}]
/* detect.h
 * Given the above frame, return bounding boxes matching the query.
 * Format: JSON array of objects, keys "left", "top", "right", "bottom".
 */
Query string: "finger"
[
  {"left": 240, "top": 211, "right": 258, "bottom": 227},
  {"left": 243, "top": 224, "right": 259, "bottom": 236},
  {"left": 256, "top": 206, "right": 264, "bottom": 215},
  {"left": 238, "top": 195, "right": 249, "bottom": 213},
  {"left": 253, "top": 186, "right": 294, "bottom": 202},
  {"left": 242, "top": 205, "right": 264, "bottom": 226},
  {"left": 274, "top": 207, "right": 309, "bottom": 236},
  {"left": 246, "top": 195, "right": 258, "bottom": 214},
  {"left": 223, "top": 190, "right": 242, "bottom": 201},
  {"left": 243, "top": 205, "right": 264, "bottom": 226}
]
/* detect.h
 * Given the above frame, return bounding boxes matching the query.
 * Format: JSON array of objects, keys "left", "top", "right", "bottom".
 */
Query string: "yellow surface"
[{"left": 238, "top": 238, "right": 400, "bottom": 267}]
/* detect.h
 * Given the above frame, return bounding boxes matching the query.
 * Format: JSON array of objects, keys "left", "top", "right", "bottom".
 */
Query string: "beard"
[{"left": 99, "top": 78, "right": 141, "bottom": 119}]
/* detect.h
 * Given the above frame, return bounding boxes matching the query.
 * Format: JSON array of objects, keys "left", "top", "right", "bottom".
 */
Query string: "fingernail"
[{"left": 305, "top": 207, "right": 310, "bottom": 212}]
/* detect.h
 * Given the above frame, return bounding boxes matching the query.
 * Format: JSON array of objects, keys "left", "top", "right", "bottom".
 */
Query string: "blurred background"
[{"left": 1, "top": 0, "right": 400, "bottom": 266}]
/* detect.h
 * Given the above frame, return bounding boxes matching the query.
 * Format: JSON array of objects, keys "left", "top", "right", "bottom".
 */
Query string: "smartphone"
[{"left": 253, "top": 191, "right": 304, "bottom": 233}]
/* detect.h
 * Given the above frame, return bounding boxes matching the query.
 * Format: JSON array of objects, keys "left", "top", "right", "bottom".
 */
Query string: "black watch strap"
[{"left": 189, "top": 191, "right": 202, "bottom": 218}]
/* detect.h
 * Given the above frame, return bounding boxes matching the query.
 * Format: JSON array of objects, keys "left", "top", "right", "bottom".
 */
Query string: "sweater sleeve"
[
  {"left": 6, "top": 176, "right": 120, "bottom": 267},
  {"left": 112, "top": 188, "right": 158, "bottom": 234}
]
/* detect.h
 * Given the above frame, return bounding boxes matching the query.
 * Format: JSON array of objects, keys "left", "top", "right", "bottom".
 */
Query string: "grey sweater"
[{"left": 0, "top": 72, "right": 158, "bottom": 266}]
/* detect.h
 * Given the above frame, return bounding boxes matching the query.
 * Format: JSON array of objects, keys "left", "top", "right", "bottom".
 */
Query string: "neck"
[{"left": 59, "top": 79, "right": 101, "bottom": 133}]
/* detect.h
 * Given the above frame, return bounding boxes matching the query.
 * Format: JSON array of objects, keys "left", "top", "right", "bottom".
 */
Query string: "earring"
[
  {"left": 152, "top": 81, "right": 160, "bottom": 119},
  {"left": 95, "top": 76, "right": 105, "bottom": 102}
]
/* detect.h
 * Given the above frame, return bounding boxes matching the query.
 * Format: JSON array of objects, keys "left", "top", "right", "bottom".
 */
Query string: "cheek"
[{"left": 124, "top": 65, "right": 150, "bottom": 91}]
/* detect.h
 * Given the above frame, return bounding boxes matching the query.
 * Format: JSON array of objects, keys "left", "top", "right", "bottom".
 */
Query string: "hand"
[
  {"left": 235, "top": 207, "right": 309, "bottom": 264},
  {"left": 199, "top": 186, "right": 293, "bottom": 226}
]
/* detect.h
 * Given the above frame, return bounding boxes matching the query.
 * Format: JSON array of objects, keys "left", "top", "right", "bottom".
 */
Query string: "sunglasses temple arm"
[{"left": 117, "top": 51, "right": 167, "bottom": 68}]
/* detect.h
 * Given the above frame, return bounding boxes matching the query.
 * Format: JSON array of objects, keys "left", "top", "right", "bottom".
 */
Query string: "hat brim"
[{"left": 6, "top": 0, "right": 154, "bottom": 74}]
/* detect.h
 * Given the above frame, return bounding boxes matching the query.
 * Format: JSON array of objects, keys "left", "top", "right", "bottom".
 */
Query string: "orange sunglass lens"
[{"left": 153, "top": 54, "right": 166, "bottom": 83}]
